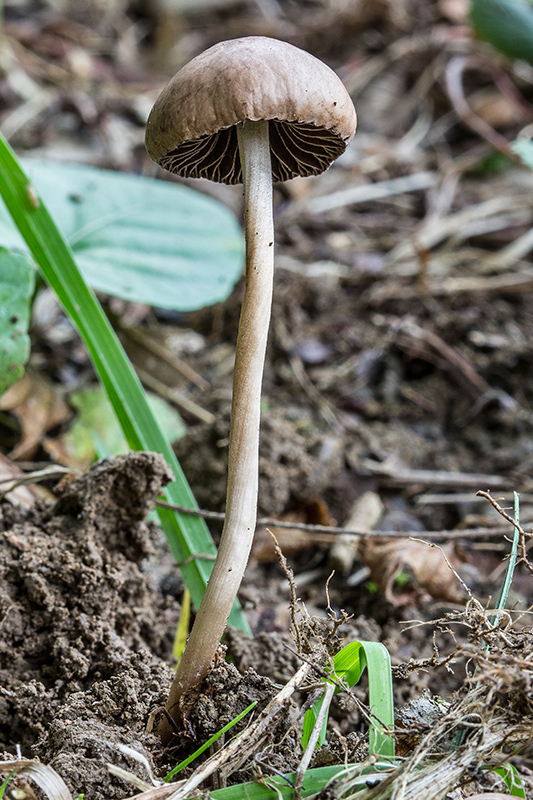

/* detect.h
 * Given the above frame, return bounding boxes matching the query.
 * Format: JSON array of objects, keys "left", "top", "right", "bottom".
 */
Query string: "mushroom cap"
[{"left": 145, "top": 36, "right": 357, "bottom": 185}]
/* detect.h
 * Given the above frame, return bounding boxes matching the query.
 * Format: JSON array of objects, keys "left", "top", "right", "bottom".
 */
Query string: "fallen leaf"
[
  {"left": 471, "top": 88, "right": 525, "bottom": 128},
  {"left": 252, "top": 497, "right": 334, "bottom": 563},
  {"left": 359, "top": 538, "right": 465, "bottom": 605},
  {"left": 253, "top": 517, "right": 313, "bottom": 563},
  {"left": 45, "top": 386, "right": 186, "bottom": 469},
  {"left": 0, "top": 371, "right": 70, "bottom": 461}
]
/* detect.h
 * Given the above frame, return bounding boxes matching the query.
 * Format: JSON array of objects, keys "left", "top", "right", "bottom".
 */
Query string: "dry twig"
[
  {"left": 155, "top": 499, "right": 511, "bottom": 541},
  {"left": 476, "top": 490, "right": 533, "bottom": 574},
  {"left": 445, "top": 56, "right": 523, "bottom": 163}
]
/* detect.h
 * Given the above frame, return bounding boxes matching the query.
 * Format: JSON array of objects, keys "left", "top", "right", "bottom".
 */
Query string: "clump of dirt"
[
  {"left": 34, "top": 655, "right": 174, "bottom": 800},
  {"left": 162, "top": 650, "right": 297, "bottom": 785},
  {"left": 0, "top": 453, "right": 176, "bottom": 770},
  {"left": 0, "top": 453, "right": 309, "bottom": 800}
]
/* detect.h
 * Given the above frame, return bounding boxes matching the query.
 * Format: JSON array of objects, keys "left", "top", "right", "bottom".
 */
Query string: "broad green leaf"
[
  {"left": 302, "top": 640, "right": 395, "bottom": 758},
  {"left": 63, "top": 387, "right": 186, "bottom": 465},
  {"left": 0, "top": 161, "right": 244, "bottom": 311},
  {"left": 359, "top": 640, "right": 395, "bottom": 757},
  {"left": 332, "top": 639, "right": 366, "bottom": 685},
  {"left": 0, "top": 131, "right": 250, "bottom": 633},
  {"left": 470, "top": 0, "right": 533, "bottom": 63},
  {"left": 512, "top": 139, "right": 533, "bottom": 169},
  {"left": 0, "top": 248, "right": 35, "bottom": 395}
]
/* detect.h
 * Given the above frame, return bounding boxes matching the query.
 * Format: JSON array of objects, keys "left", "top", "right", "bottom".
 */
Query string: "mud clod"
[{"left": 0, "top": 453, "right": 176, "bottom": 761}]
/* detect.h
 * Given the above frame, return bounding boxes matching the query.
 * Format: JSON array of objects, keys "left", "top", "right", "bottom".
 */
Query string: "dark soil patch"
[
  {"left": 0, "top": 454, "right": 178, "bottom": 795},
  {"left": 0, "top": 454, "right": 314, "bottom": 798},
  {"left": 0, "top": 453, "right": 531, "bottom": 798}
]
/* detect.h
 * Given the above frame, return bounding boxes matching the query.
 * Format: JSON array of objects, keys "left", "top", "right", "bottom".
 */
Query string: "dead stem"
[
  {"left": 476, "top": 490, "right": 533, "bottom": 574},
  {"left": 445, "top": 56, "right": 523, "bottom": 163},
  {"left": 156, "top": 500, "right": 512, "bottom": 541}
]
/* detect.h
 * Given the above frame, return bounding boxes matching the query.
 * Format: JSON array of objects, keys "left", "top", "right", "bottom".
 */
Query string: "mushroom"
[{"left": 145, "top": 35, "right": 356, "bottom": 741}]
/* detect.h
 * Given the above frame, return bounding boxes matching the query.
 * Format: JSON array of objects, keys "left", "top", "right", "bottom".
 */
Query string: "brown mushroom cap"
[{"left": 145, "top": 36, "right": 357, "bottom": 185}]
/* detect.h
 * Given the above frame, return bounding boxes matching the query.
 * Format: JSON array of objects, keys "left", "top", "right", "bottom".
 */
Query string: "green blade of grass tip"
[
  {"left": 165, "top": 701, "right": 257, "bottom": 782},
  {"left": 0, "top": 773, "right": 15, "bottom": 800},
  {"left": 491, "top": 491, "right": 520, "bottom": 626},
  {"left": 0, "top": 132, "right": 250, "bottom": 633},
  {"left": 302, "top": 640, "right": 395, "bottom": 758}
]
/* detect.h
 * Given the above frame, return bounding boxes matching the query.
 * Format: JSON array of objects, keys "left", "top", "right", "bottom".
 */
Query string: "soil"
[
  {"left": 0, "top": 454, "right": 300, "bottom": 798},
  {"left": 1, "top": 1, "right": 533, "bottom": 798},
  {"left": 0, "top": 454, "right": 175, "bottom": 794},
  {"left": 1, "top": 451, "right": 529, "bottom": 798}
]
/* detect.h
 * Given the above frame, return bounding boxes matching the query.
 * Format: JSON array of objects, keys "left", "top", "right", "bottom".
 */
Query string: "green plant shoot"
[
  {"left": 0, "top": 772, "right": 14, "bottom": 800},
  {"left": 302, "top": 639, "right": 395, "bottom": 758},
  {"left": 492, "top": 763, "right": 527, "bottom": 797}
]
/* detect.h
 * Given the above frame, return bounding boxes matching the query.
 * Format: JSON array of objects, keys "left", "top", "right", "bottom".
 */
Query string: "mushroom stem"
[{"left": 158, "top": 120, "right": 274, "bottom": 742}]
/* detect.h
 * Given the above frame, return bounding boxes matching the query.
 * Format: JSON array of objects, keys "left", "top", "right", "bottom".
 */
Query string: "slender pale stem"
[
  {"left": 294, "top": 680, "right": 336, "bottom": 798},
  {"left": 159, "top": 120, "right": 274, "bottom": 742}
]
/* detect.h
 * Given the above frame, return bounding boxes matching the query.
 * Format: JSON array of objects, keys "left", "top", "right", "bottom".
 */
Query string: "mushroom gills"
[{"left": 159, "top": 120, "right": 347, "bottom": 185}]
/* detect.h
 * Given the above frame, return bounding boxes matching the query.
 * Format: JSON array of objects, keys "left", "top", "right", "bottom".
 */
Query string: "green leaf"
[
  {"left": 470, "top": 0, "right": 533, "bottom": 63},
  {"left": 302, "top": 640, "right": 395, "bottom": 758},
  {"left": 208, "top": 762, "right": 394, "bottom": 799},
  {"left": 0, "top": 772, "right": 15, "bottom": 800},
  {"left": 512, "top": 139, "right": 533, "bottom": 169},
  {"left": 492, "top": 763, "right": 527, "bottom": 797},
  {"left": 0, "top": 161, "right": 244, "bottom": 311},
  {"left": 0, "top": 248, "right": 35, "bottom": 395},
  {"left": 0, "top": 131, "right": 250, "bottom": 633},
  {"left": 64, "top": 387, "right": 186, "bottom": 465},
  {"left": 213, "top": 766, "right": 345, "bottom": 800},
  {"left": 359, "top": 641, "right": 395, "bottom": 757},
  {"left": 332, "top": 639, "right": 366, "bottom": 685}
]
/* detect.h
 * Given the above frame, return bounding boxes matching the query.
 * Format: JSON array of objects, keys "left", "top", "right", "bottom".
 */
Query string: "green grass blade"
[
  {"left": 359, "top": 641, "right": 395, "bottom": 757},
  {"left": 301, "top": 691, "right": 328, "bottom": 751},
  {"left": 0, "top": 132, "right": 250, "bottom": 633},
  {"left": 164, "top": 701, "right": 257, "bottom": 782},
  {"left": 302, "top": 640, "right": 394, "bottom": 758},
  {"left": 491, "top": 491, "right": 520, "bottom": 626},
  {"left": 0, "top": 772, "right": 14, "bottom": 800}
]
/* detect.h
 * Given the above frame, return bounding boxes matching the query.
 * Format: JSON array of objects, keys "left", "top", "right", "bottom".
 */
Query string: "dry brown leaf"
[
  {"left": 0, "top": 371, "right": 70, "bottom": 461},
  {"left": 42, "top": 435, "right": 80, "bottom": 468},
  {"left": 471, "top": 89, "right": 526, "bottom": 129},
  {"left": 251, "top": 497, "right": 333, "bottom": 562},
  {"left": 252, "top": 519, "right": 313, "bottom": 563},
  {"left": 359, "top": 538, "right": 465, "bottom": 605}
]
